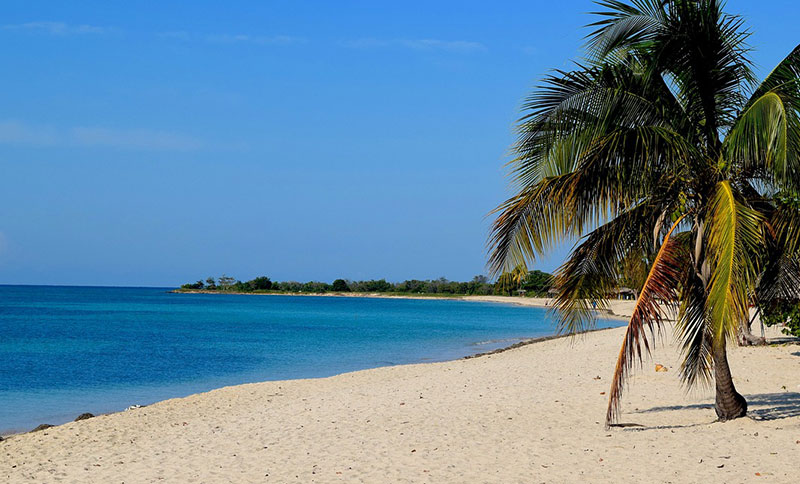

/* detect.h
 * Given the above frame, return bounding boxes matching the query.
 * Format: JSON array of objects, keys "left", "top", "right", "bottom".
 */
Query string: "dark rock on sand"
[
  {"left": 31, "top": 424, "right": 54, "bottom": 432},
  {"left": 74, "top": 413, "right": 95, "bottom": 421}
]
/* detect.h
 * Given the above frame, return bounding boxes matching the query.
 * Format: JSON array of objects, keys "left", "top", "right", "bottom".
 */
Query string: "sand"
[
  {"left": 2, "top": 324, "right": 799, "bottom": 483},
  {"left": 172, "top": 291, "right": 637, "bottom": 317},
  {"left": 461, "top": 295, "right": 637, "bottom": 319}
]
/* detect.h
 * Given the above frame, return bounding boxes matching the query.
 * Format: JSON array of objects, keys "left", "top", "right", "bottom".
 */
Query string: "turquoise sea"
[{"left": 0, "top": 285, "right": 619, "bottom": 434}]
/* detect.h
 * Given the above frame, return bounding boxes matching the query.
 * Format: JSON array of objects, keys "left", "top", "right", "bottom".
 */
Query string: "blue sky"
[{"left": 1, "top": 1, "right": 798, "bottom": 286}]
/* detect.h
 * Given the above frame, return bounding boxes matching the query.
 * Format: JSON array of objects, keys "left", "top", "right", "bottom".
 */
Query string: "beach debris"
[
  {"left": 125, "top": 404, "right": 144, "bottom": 411},
  {"left": 30, "top": 424, "right": 54, "bottom": 433},
  {"left": 74, "top": 413, "right": 95, "bottom": 421},
  {"left": 593, "top": 375, "right": 602, "bottom": 380},
  {"left": 655, "top": 364, "right": 668, "bottom": 372}
]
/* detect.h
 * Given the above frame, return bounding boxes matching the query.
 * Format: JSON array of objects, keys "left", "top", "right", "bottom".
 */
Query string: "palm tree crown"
[{"left": 489, "top": 0, "right": 800, "bottom": 425}]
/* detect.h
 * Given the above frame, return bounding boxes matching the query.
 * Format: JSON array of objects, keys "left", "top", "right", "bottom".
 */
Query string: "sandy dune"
[{"left": 2, "top": 324, "right": 799, "bottom": 483}]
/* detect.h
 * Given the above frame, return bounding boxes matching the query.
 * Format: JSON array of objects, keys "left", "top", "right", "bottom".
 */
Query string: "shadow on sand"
[
  {"left": 612, "top": 392, "right": 800, "bottom": 430},
  {"left": 746, "top": 392, "right": 800, "bottom": 421}
]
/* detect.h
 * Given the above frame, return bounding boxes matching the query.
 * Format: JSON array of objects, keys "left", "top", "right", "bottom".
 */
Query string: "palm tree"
[
  {"left": 488, "top": 0, "right": 800, "bottom": 426},
  {"left": 496, "top": 264, "right": 528, "bottom": 295}
]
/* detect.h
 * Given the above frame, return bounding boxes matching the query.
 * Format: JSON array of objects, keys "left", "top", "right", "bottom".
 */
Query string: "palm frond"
[
  {"left": 725, "top": 92, "right": 787, "bottom": 177},
  {"left": 653, "top": 0, "right": 753, "bottom": 144},
  {"left": 676, "top": 267, "right": 714, "bottom": 387},
  {"left": 740, "top": 44, "right": 800, "bottom": 190},
  {"left": 606, "top": 215, "right": 688, "bottom": 425},
  {"left": 772, "top": 193, "right": 800, "bottom": 256},
  {"left": 550, "top": 199, "right": 679, "bottom": 333},
  {"left": 586, "top": 0, "right": 666, "bottom": 63},
  {"left": 488, "top": 174, "right": 583, "bottom": 275},
  {"left": 706, "top": 181, "right": 764, "bottom": 344},
  {"left": 756, "top": 253, "right": 800, "bottom": 304},
  {"left": 491, "top": 100, "right": 693, "bottom": 275},
  {"left": 512, "top": 63, "right": 687, "bottom": 189}
]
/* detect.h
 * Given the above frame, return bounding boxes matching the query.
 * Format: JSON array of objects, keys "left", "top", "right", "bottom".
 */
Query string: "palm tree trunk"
[
  {"left": 695, "top": 222, "right": 748, "bottom": 421},
  {"left": 712, "top": 337, "right": 747, "bottom": 420}
]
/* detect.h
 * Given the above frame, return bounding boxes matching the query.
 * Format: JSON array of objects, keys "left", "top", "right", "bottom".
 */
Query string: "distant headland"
[{"left": 172, "top": 271, "right": 554, "bottom": 298}]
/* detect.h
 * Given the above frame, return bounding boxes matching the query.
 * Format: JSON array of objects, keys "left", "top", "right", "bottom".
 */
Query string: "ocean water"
[{"left": 0, "top": 285, "right": 619, "bottom": 433}]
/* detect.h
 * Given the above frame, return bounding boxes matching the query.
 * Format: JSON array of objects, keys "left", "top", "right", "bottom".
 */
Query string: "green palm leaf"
[
  {"left": 737, "top": 44, "right": 800, "bottom": 189},
  {"left": 725, "top": 92, "right": 788, "bottom": 176},
  {"left": 706, "top": 181, "right": 764, "bottom": 344}
]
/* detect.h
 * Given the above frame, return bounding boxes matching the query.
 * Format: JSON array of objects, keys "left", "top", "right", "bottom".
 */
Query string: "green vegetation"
[
  {"left": 489, "top": 0, "right": 800, "bottom": 425},
  {"left": 178, "top": 272, "right": 553, "bottom": 297},
  {"left": 759, "top": 299, "right": 800, "bottom": 338},
  {"left": 495, "top": 266, "right": 553, "bottom": 296},
  {"left": 183, "top": 275, "right": 272, "bottom": 292},
  {"left": 331, "top": 279, "right": 350, "bottom": 292}
]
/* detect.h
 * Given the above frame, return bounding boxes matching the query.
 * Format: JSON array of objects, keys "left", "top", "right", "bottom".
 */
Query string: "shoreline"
[
  {"left": 1, "top": 292, "right": 638, "bottom": 437},
  {"left": 172, "top": 289, "right": 635, "bottom": 321},
  {"left": 3, "top": 323, "right": 796, "bottom": 482},
  {"left": 1, "top": 323, "right": 625, "bottom": 438},
  {"left": 0, "top": 327, "right": 611, "bottom": 438}
]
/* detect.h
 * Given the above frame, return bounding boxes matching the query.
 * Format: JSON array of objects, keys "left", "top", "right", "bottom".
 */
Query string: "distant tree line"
[{"left": 179, "top": 270, "right": 555, "bottom": 297}]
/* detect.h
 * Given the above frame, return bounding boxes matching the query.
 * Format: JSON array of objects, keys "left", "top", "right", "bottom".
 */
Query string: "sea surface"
[{"left": 0, "top": 285, "right": 619, "bottom": 433}]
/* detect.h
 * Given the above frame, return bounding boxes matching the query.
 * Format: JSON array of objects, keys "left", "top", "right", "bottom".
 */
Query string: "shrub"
[
  {"left": 760, "top": 299, "right": 800, "bottom": 337},
  {"left": 332, "top": 279, "right": 350, "bottom": 292}
]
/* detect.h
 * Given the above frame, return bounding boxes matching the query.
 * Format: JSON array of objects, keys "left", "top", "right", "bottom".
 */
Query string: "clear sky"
[{"left": 1, "top": 0, "right": 798, "bottom": 287}]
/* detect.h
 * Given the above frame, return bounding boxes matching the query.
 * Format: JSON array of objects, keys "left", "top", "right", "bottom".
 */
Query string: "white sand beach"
[
  {"left": 2, "top": 322, "right": 798, "bottom": 483},
  {"left": 461, "top": 295, "right": 636, "bottom": 320}
]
